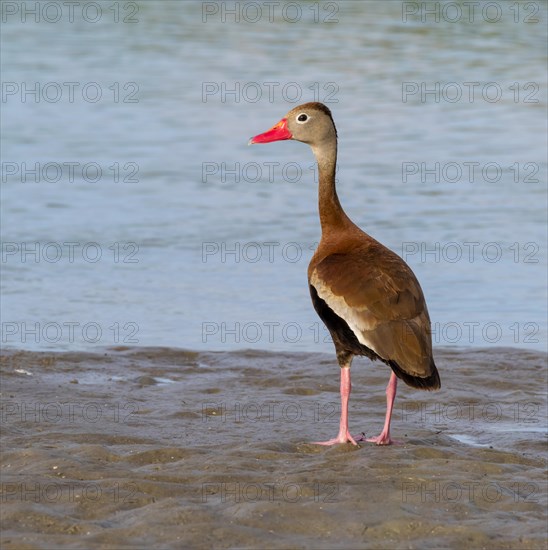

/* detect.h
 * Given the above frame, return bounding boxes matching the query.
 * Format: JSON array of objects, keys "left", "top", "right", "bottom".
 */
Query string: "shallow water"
[
  {"left": 1, "top": 1, "right": 547, "bottom": 354},
  {"left": 1, "top": 346, "right": 546, "bottom": 549},
  {"left": 1, "top": 3, "right": 547, "bottom": 548}
]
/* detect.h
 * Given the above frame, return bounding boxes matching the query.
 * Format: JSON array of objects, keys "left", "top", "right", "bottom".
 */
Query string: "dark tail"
[{"left": 388, "top": 359, "right": 441, "bottom": 390}]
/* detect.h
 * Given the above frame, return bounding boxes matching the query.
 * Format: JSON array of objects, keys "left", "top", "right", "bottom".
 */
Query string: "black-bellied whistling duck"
[{"left": 249, "top": 102, "right": 440, "bottom": 446}]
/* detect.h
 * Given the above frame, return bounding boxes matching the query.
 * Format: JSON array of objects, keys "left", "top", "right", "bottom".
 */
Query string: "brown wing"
[{"left": 309, "top": 242, "right": 438, "bottom": 384}]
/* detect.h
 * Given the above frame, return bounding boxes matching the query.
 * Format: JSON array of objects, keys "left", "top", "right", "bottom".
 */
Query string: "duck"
[{"left": 249, "top": 102, "right": 440, "bottom": 445}]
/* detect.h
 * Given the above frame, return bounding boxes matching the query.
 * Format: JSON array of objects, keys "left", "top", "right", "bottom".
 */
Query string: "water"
[
  {"left": 1, "top": 346, "right": 547, "bottom": 549},
  {"left": 1, "top": 0, "right": 547, "bottom": 354}
]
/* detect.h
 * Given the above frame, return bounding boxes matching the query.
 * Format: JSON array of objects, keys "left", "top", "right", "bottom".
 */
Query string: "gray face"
[{"left": 284, "top": 103, "right": 338, "bottom": 146}]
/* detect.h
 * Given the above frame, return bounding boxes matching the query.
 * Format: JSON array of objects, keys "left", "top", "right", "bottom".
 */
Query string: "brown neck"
[{"left": 312, "top": 141, "right": 351, "bottom": 232}]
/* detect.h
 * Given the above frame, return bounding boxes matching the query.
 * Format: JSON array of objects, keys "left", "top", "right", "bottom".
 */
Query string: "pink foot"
[
  {"left": 355, "top": 431, "right": 397, "bottom": 445},
  {"left": 312, "top": 431, "right": 359, "bottom": 446},
  {"left": 356, "top": 432, "right": 398, "bottom": 445},
  {"left": 365, "top": 433, "right": 393, "bottom": 446},
  {"left": 361, "top": 431, "right": 402, "bottom": 445}
]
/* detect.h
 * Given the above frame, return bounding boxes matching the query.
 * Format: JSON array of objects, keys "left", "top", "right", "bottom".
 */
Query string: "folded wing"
[{"left": 310, "top": 246, "right": 439, "bottom": 387}]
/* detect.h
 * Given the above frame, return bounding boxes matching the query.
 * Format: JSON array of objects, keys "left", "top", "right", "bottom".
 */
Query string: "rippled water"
[
  {"left": 1, "top": 346, "right": 547, "bottom": 549},
  {"left": 1, "top": 0, "right": 547, "bottom": 353}
]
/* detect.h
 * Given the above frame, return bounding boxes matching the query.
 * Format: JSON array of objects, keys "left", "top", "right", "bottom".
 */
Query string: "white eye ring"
[{"left": 296, "top": 113, "right": 309, "bottom": 124}]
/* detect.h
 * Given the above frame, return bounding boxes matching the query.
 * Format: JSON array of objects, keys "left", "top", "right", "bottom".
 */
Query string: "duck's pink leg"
[
  {"left": 313, "top": 366, "right": 358, "bottom": 446},
  {"left": 365, "top": 372, "right": 397, "bottom": 445}
]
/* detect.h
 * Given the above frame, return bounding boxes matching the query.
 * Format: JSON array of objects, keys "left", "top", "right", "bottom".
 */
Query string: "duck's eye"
[{"left": 297, "top": 114, "right": 308, "bottom": 123}]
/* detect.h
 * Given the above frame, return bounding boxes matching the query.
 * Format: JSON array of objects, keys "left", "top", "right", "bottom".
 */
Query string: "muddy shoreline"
[{"left": 1, "top": 346, "right": 546, "bottom": 549}]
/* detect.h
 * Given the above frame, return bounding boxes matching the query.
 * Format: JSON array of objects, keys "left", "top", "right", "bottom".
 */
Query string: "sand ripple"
[{"left": 1, "top": 346, "right": 546, "bottom": 549}]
